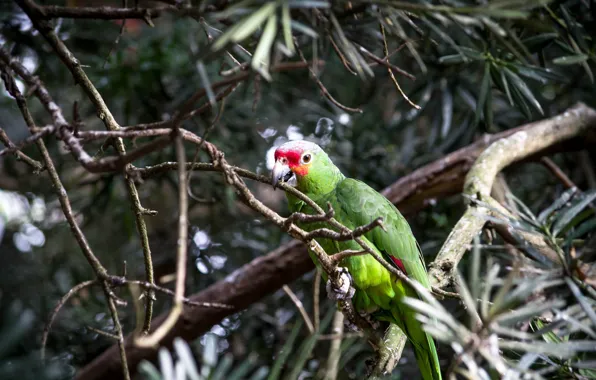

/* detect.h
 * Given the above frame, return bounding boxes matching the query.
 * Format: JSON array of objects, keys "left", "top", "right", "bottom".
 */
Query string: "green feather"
[{"left": 283, "top": 143, "right": 441, "bottom": 380}]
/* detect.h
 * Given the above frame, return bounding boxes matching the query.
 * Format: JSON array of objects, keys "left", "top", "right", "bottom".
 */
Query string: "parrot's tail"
[
  {"left": 391, "top": 308, "right": 442, "bottom": 380},
  {"left": 411, "top": 333, "right": 442, "bottom": 380}
]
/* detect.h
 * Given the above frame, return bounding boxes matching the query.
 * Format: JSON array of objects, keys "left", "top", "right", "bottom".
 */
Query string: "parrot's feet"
[
  {"left": 344, "top": 319, "right": 360, "bottom": 332},
  {"left": 359, "top": 311, "right": 381, "bottom": 330},
  {"left": 326, "top": 267, "right": 355, "bottom": 301}
]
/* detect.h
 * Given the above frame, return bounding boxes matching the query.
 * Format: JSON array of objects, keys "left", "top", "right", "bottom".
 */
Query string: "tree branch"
[
  {"left": 429, "top": 103, "right": 596, "bottom": 289},
  {"left": 14, "top": 0, "right": 159, "bottom": 332}
]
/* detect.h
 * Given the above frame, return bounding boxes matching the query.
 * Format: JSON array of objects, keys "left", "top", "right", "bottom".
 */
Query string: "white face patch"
[{"left": 277, "top": 140, "right": 323, "bottom": 154}]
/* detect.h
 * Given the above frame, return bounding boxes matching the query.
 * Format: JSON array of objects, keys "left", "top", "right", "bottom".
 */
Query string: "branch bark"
[
  {"left": 428, "top": 103, "right": 596, "bottom": 289},
  {"left": 77, "top": 104, "right": 596, "bottom": 380}
]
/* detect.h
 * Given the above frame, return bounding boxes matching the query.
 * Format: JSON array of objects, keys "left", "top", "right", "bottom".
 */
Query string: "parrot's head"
[{"left": 271, "top": 140, "right": 339, "bottom": 193}]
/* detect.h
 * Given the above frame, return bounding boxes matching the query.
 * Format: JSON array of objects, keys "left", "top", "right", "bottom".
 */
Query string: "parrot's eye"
[{"left": 301, "top": 153, "right": 312, "bottom": 164}]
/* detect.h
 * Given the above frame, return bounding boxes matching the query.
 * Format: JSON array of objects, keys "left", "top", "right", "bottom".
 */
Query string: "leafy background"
[{"left": 0, "top": 0, "right": 595, "bottom": 379}]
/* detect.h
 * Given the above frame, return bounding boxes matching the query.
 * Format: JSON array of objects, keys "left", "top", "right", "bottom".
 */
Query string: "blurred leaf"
[
  {"left": 565, "top": 278, "right": 596, "bottom": 330},
  {"left": 285, "top": 309, "right": 334, "bottom": 380},
  {"left": 475, "top": 61, "right": 491, "bottom": 125},
  {"left": 211, "top": 354, "right": 234, "bottom": 380},
  {"left": 158, "top": 348, "right": 174, "bottom": 380},
  {"left": 228, "top": 353, "right": 258, "bottom": 380},
  {"left": 267, "top": 320, "right": 303, "bottom": 380},
  {"left": 553, "top": 191, "right": 596, "bottom": 237},
  {"left": 513, "top": 64, "right": 567, "bottom": 84},
  {"left": 0, "top": 305, "right": 34, "bottom": 358},
  {"left": 553, "top": 54, "right": 589, "bottom": 65},
  {"left": 213, "top": 2, "right": 277, "bottom": 51},
  {"left": 289, "top": 20, "right": 318, "bottom": 38},
  {"left": 503, "top": 67, "right": 544, "bottom": 116},
  {"left": 538, "top": 187, "right": 577, "bottom": 224},
  {"left": 251, "top": 13, "right": 278, "bottom": 80},
  {"left": 173, "top": 338, "right": 201, "bottom": 380},
  {"left": 281, "top": 1, "right": 295, "bottom": 55},
  {"left": 440, "top": 79, "right": 453, "bottom": 138},
  {"left": 139, "top": 361, "right": 162, "bottom": 380},
  {"left": 499, "top": 340, "right": 596, "bottom": 358},
  {"left": 522, "top": 32, "right": 559, "bottom": 51},
  {"left": 197, "top": 61, "right": 217, "bottom": 107},
  {"left": 495, "top": 299, "right": 565, "bottom": 326}
]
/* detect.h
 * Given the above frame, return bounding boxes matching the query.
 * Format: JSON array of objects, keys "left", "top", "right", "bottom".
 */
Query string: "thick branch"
[
  {"left": 429, "top": 103, "right": 596, "bottom": 289},
  {"left": 32, "top": 4, "right": 205, "bottom": 21}
]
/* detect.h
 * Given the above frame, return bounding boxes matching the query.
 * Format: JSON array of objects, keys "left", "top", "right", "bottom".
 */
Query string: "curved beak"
[{"left": 271, "top": 161, "right": 292, "bottom": 189}]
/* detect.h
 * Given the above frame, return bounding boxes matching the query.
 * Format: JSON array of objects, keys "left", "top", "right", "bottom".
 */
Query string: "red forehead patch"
[{"left": 274, "top": 147, "right": 303, "bottom": 167}]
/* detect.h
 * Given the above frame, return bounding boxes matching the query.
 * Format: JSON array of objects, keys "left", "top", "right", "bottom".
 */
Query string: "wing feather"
[{"left": 335, "top": 178, "right": 431, "bottom": 289}]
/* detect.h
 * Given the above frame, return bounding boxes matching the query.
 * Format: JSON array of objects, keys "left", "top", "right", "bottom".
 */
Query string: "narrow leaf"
[
  {"left": 553, "top": 54, "right": 589, "bottom": 65},
  {"left": 475, "top": 61, "right": 491, "bottom": 125},
  {"left": 251, "top": 14, "right": 278, "bottom": 81},
  {"left": 267, "top": 320, "right": 303, "bottom": 380},
  {"left": 553, "top": 191, "right": 596, "bottom": 236},
  {"left": 503, "top": 67, "right": 544, "bottom": 115},
  {"left": 537, "top": 187, "right": 577, "bottom": 223},
  {"left": 281, "top": 1, "right": 295, "bottom": 55}
]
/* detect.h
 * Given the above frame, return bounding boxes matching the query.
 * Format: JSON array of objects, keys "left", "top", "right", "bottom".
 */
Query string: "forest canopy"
[{"left": 0, "top": 1, "right": 595, "bottom": 379}]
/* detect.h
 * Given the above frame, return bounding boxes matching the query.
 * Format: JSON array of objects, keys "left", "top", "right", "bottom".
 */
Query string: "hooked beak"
[{"left": 271, "top": 161, "right": 293, "bottom": 189}]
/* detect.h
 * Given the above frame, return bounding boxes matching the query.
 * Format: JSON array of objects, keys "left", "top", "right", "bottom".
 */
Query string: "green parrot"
[{"left": 271, "top": 140, "right": 441, "bottom": 380}]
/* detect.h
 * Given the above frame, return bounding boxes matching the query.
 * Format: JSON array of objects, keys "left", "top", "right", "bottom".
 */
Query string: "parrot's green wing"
[
  {"left": 335, "top": 178, "right": 429, "bottom": 288},
  {"left": 335, "top": 178, "right": 442, "bottom": 380}
]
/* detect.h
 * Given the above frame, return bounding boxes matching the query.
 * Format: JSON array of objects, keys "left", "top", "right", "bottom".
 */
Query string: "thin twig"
[
  {"left": 295, "top": 41, "right": 362, "bottom": 113},
  {"left": 127, "top": 61, "right": 324, "bottom": 131},
  {"left": 103, "top": 284, "right": 131, "bottom": 380},
  {"left": 14, "top": 1, "right": 159, "bottom": 333},
  {"left": 187, "top": 96, "right": 226, "bottom": 203},
  {"left": 541, "top": 157, "right": 576, "bottom": 189},
  {"left": 0, "top": 52, "right": 110, "bottom": 280},
  {"left": 358, "top": 43, "right": 416, "bottom": 80},
  {"left": 86, "top": 325, "right": 120, "bottom": 340},
  {"left": 41, "top": 280, "right": 97, "bottom": 360},
  {"left": 124, "top": 280, "right": 232, "bottom": 309},
  {"left": 135, "top": 132, "right": 188, "bottom": 347},
  {"left": 331, "top": 249, "right": 368, "bottom": 264},
  {"left": 329, "top": 35, "right": 357, "bottom": 75},
  {"left": 379, "top": 24, "right": 420, "bottom": 109},
  {"left": 0, "top": 127, "right": 44, "bottom": 170},
  {"left": 0, "top": 46, "right": 132, "bottom": 379},
  {"left": 25, "top": 3, "right": 205, "bottom": 21},
  {"left": 283, "top": 285, "right": 315, "bottom": 335}
]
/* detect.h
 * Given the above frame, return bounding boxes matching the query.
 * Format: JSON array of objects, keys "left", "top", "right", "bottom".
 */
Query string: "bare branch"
[
  {"left": 295, "top": 41, "right": 363, "bottom": 114},
  {"left": 136, "top": 132, "right": 188, "bottom": 347},
  {"left": 0, "top": 127, "right": 44, "bottom": 170},
  {"left": 27, "top": 4, "right": 206, "bottom": 21},
  {"left": 42, "top": 280, "right": 98, "bottom": 360},
  {"left": 11, "top": 0, "right": 159, "bottom": 330},
  {"left": 358, "top": 44, "right": 416, "bottom": 81},
  {"left": 283, "top": 285, "right": 315, "bottom": 335},
  {"left": 541, "top": 157, "right": 576, "bottom": 189}
]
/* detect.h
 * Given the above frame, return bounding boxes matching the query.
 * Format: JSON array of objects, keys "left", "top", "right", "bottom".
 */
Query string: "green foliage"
[
  {"left": 405, "top": 188, "right": 596, "bottom": 378},
  {"left": 0, "top": 0, "right": 595, "bottom": 378},
  {"left": 138, "top": 308, "right": 390, "bottom": 380}
]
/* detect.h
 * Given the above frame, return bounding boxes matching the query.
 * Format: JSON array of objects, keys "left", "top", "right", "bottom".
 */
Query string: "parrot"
[{"left": 271, "top": 140, "right": 441, "bottom": 380}]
